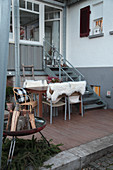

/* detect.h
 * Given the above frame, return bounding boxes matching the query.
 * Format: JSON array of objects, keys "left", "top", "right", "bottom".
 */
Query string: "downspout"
[
  {"left": 63, "top": 0, "right": 67, "bottom": 61},
  {"left": 0, "top": 0, "right": 11, "bottom": 167},
  {"left": 14, "top": 0, "right": 20, "bottom": 87}
]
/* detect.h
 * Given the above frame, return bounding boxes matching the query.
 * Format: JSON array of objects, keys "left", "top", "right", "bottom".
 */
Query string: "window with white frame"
[
  {"left": 19, "top": 0, "right": 40, "bottom": 42},
  {"left": 92, "top": 2, "right": 103, "bottom": 35}
]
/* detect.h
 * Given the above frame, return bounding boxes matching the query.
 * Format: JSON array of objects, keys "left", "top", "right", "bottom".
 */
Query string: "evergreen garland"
[{"left": 1, "top": 136, "right": 63, "bottom": 170}]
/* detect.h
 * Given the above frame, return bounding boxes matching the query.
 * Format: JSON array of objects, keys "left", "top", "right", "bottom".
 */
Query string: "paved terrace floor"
[{"left": 25, "top": 108, "right": 113, "bottom": 151}]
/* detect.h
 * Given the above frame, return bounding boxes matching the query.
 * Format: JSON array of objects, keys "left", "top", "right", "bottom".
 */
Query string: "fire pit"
[
  {"left": 3, "top": 116, "right": 48, "bottom": 167},
  {"left": 3, "top": 116, "right": 46, "bottom": 136}
]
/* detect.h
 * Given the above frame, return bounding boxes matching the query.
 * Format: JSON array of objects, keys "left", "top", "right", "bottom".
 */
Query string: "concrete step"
[
  {"left": 62, "top": 75, "right": 78, "bottom": 79},
  {"left": 84, "top": 90, "right": 93, "bottom": 96},
  {"left": 83, "top": 97, "right": 100, "bottom": 103},
  {"left": 49, "top": 66, "right": 69, "bottom": 70},
  {"left": 40, "top": 134, "right": 113, "bottom": 170},
  {"left": 53, "top": 70, "right": 73, "bottom": 75},
  {"left": 84, "top": 103, "right": 105, "bottom": 110}
]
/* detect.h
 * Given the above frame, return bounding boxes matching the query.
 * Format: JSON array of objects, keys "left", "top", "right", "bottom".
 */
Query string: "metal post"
[
  {"left": 43, "top": 39, "right": 46, "bottom": 69},
  {"left": 14, "top": 0, "right": 20, "bottom": 87},
  {"left": 63, "top": 0, "right": 67, "bottom": 61},
  {"left": 59, "top": 59, "right": 61, "bottom": 81},
  {"left": 0, "top": 0, "right": 11, "bottom": 168}
]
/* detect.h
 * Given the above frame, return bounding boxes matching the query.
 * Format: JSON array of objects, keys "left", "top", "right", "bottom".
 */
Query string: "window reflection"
[
  {"left": 9, "top": 9, "right": 13, "bottom": 40},
  {"left": 20, "top": 10, "right": 39, "bottom": 41}
]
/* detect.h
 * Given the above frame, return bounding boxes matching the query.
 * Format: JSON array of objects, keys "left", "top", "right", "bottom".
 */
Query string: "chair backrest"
[
  {"left": 69, "top": 92, "right": 81, "bottom": 104},
  {"left": 23, "top": 80, "right": 48, "bottom": 88},
  {"left": 47, "top": 83, "right": 67, "bottom": 103},
  {"left": 22, "top": 64, "right": 35, "bottom": 80},
  {"left": 13, "top": 87, "right": 30, "bottom": 104}
]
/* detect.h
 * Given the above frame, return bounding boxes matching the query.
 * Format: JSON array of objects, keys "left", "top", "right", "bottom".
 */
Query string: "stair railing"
[{"left": 43, "top": 38, "right": 84, "bottom": 81}]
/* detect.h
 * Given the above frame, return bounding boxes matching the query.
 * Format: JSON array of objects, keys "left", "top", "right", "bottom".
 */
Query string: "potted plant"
[
  {"left": 6, "top": 86, "right": 14, "bottom": 111},
  {"left": 47, "top": 76, "right": 61, "bottom": 84}
]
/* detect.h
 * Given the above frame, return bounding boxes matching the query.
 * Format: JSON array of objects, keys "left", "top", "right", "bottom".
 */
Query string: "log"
[
  {"left": 11, "top": 110, "right": 20, "bottom": 131},
  {"left": 17, "top": 113, "right": 31, "bottom": 131},
  {"left": 29, "top": 113, "right": 36, "bottom": 129},
  {"left": 6, "top": 111, "right": 13, "bottom": 131}
]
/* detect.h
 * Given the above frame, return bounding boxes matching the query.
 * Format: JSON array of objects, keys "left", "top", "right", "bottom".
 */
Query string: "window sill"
[
  {"left": 109, "top": 31, "right": 113, "bottom": 35},
  {"left": 19, "top": 40, "right": 43, "bottom": 46},
  {"left": 88, "top": 33, "right": 104, "bottom": 39}
]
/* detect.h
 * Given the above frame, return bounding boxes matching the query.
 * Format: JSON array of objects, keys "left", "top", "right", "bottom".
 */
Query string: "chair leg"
[
  {"left": 68, "top": 97, "right": 71, "bottom": 120},
  {"left": 79, "top": 96, "right": 83, "bottom": 117},
  {"left": 56, "top": 108, "right": 58, "bottom": 116},
  {"left": 53, "top": 107, "right": 55, "bottom": 117},
  {"left": 50, "top": 101, "right": 52, "bottom": 124},
  {"left": 64, "top": 97, "right": 67, "bottom": 120}
]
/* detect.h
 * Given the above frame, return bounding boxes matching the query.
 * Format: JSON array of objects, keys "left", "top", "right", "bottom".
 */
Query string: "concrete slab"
[
  {"left": 40, "top": 133, "right": 113, "bottom": 170},
  {"left": 40, "top": 151, "right": 80, "bottom": 170}
]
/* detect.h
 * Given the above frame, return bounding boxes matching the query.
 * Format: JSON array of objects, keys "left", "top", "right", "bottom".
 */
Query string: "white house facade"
[
  {"left": 7, "top": 0, "right": 113, "bottom": 108},
  {"left": 66, "top": 0, "right": 113, "bottom": 108}
]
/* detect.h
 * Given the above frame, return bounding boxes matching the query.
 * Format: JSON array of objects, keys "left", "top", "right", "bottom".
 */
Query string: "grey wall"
[
  {"left": 78, "top": 67, "right": 113, "bottom": 109},
  {"left": 20, "top": 44, "right": 43, "bottom": 70},
  {"left": 8, "top": 43, "right": 43, "bottom": 70}
]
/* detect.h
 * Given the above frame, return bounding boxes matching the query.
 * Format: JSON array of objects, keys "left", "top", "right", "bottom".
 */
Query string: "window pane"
[
  {"left": 19, "top": 0, "right": 25, "bottom": 8},
  {"left": 20, "top": 10, "right": 39, "bottom": 41},
  {"left": 94, "top": 18, "right": 103, "bottom": 34},
  {"left": 45, "top": 20, "right": 60, "bottom": 52},
  {"left": 9, "top": 9, "right": 13, "bottom": 39},
  {"left": 10, "top": 11, "right": 12, "bottom": 32},
  {"left": 27, "top": 2, "right": 32, "bottom": 10},
  {"left": 45, "top": 6, "right": 60, "bottom": 20},
  {"left": 34, "top": 4, "right": 39, "bottom": 12}
]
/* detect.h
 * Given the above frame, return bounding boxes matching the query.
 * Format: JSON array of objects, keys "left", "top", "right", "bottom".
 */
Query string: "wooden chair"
[
  {"left": 68, "top": 92, "right": 83, "bottom": 119},
  {"left": 13, "top": 87, "right": 37, "bottom": 114}
]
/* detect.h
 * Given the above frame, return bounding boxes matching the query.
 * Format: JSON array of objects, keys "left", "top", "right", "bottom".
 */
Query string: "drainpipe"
[
  {"left": 0, "top": 0, "right": 11, "bottom": 168},
  {"left": 63, "top": 0, "right": 67, "bottom": 62},
  {"left": 14, "top": 0, "right": 20, "bottom": 87}
]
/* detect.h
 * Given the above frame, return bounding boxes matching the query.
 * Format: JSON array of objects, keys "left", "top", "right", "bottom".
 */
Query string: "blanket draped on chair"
[{"left": 47, "top": 81, "right": 86, "bottom": 102}]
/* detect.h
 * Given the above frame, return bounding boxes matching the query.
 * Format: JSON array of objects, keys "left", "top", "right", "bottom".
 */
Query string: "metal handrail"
[{"left": 43, "top": 38, "right": 84, "bottom": 80}]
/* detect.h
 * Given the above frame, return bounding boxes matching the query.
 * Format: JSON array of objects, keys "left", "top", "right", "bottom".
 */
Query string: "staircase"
[{"left": 43, "top": 39, "right": 107, "bottom": 111}]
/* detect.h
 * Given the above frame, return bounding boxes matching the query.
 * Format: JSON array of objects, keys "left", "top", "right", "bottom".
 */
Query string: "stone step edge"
[{"left": 40, "top": 133, "right": 113, "bottom": 170}]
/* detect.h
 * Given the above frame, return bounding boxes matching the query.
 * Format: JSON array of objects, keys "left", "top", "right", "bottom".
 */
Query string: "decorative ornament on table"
[{"left": 47, "top": 76, "right": 61, "bottom": 84}]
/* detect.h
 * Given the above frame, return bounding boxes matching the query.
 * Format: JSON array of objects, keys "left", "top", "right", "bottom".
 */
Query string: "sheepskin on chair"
[
  {"left": 47, "top": 81, "right": 86, "bottom": 102},
  {"left": 23, "top": 80, "right": 48, "bottom": 88}
]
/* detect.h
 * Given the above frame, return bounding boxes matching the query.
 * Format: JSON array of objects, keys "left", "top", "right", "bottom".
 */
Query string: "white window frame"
[
  {"left": 19, "top": 0, "right": 43, "bottom": 46},
  {"left": 9, "top": 0, "right": 63, "bottom": 47}
]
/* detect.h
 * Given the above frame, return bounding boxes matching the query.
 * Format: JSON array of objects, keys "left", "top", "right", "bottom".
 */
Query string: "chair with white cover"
[
  {"left": 42, "top": 83, "right": 67, "bottom": 124},
  {"left": 67, "top": 81, "right": 86, "bottom": 119},
  {"left": 68, "top": 92, "right": 83, "bottom": 119}
]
